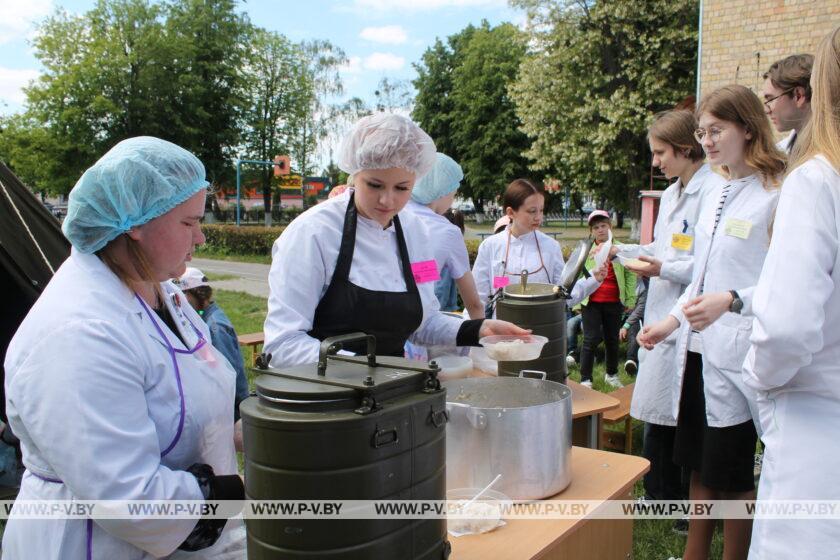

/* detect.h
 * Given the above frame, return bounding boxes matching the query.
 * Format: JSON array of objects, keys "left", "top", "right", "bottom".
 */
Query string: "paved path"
[{"left": 190, "top": 257, "right": 270, "bottom": 298}]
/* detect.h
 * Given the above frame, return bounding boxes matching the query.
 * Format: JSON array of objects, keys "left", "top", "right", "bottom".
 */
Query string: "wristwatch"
[{"left": 728, "top": 290, "right": 743, "bottom": 314}]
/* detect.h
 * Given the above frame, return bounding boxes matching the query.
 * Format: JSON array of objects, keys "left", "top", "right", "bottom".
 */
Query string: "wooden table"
[
  {"left": 237, "top": 332, "right": 265, "bottom": 366},
  {"left": 566, "top": 380, "right": 621, "bottom": 449},
  {"left": 468, "top": 370, "right": 619, "bottom": 449},
  {"left": 449, "top": 446, "right": 649, "bottom": 560}
]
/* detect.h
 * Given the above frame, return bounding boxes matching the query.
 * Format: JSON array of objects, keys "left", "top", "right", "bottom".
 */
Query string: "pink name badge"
[
  {"left": 411, "top": 260, "right": 440, "bottom": 284},
  {"left": 493, "top": 276, "right": 510, "bottom": 289}
]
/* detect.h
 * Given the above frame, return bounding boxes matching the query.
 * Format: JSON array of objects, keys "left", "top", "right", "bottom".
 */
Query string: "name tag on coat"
[
  {"left": 671, "top": 233, "right": 693, "bottom": 251},
  {"left": 493, "top": 276, "right": 510, "bottom": 289},
  {"left": 411, "top": 260, "right": 440, "bottom": 283},
  {"left": 724, "top": 218, "right": 752, "bottom": 239}
]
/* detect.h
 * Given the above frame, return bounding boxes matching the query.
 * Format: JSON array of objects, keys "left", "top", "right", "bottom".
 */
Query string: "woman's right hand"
[{"left": 636, "top": 316, "right": 679, "bottom": 350}]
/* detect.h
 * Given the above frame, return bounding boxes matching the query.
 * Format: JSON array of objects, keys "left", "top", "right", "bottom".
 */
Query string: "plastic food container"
[
  {"left": 446, "top": 487, "right": 512, "bottom": 536},
  {"left": 478, "top": 335, "right": 548, "bottom": 362},
  {"left": 432, "top": 355, "right": 473, "bottom": 381},
  {"left": 617, "top": 255, "right": 646, "bottom": 268}
]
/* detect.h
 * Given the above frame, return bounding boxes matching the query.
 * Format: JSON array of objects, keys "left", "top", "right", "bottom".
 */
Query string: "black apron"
[{"left": 308, "top": 193, "right": 424, "bottom": 356}]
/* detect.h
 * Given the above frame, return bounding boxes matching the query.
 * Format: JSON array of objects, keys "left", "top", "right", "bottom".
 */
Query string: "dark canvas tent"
[{"left": 0, "top": 161, "right": 70, "bottom": 423}]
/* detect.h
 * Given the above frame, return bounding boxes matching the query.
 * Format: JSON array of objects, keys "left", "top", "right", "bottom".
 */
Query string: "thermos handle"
[
  {"left": 519, "top": 370, "right": 547, "bottom": 381},
  {"left": 318, "top": 332, "right": 377, "bottom": 375}
]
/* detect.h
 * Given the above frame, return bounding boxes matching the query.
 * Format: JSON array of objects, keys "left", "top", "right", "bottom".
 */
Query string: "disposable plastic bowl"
[
  {"left": 432, "top": 355, "right": 473, "bottom": 381},
  {"left": 446, "top": 487, "right": 513, "bottom": 536},
  {"left": 617, "top": 255, "right": 646, "bottom": 268},
  {"left": 478, "top": 334, "right": 548, "bottom": 361}
]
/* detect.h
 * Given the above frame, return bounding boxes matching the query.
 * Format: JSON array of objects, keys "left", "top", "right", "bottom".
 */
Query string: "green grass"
[
  {"left": 205, "top": 272, "right": 237, "bottom": 281},
  {"left": 217, "top": 289, "right": 725, "bottom": 559},
  {"left": 194, "top": 247, "right": 271, "bottom": 264}
]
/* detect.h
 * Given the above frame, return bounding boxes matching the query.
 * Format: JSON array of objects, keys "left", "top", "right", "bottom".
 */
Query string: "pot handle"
[
  {"left": 519, "top": 369, "right": 547, "bottom": 380},
  {"left": 446, "top": 401, "right": 487, "bottom": 429},
  {"left": 468, "top": 409, "right": 487, "bottom": 430}
]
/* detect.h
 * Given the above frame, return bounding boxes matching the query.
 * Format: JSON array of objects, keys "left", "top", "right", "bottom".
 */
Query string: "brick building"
[{"left": 698, "top": 0, "right": 839, "bottom": 96}]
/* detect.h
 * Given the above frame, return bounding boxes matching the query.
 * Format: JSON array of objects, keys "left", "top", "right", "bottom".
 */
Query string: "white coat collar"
[
  {"left": 70, "top": 248, "right": 141, "bottom": 315},
  {"left": 683, "top": 164, "right": 716, "bottom": 195},
  {"left": 70, "top": 248, "right": 205, "bottom": 348}
]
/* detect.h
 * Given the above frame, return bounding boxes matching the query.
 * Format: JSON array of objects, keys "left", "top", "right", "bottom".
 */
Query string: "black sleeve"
[
  {"left": 178, "top": 463, "right": 245, "bottom": 552},
  {"left": 456, "top": 319, "right": 484, "bottom": 347}
]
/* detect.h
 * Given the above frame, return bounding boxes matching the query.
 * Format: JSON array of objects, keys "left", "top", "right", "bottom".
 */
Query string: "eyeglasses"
[
  {"left": 693, "top": 127, "right": 726, "bottom": 144},
  {"left": 763, "top": 88, "right": 794, "bottom": 110}
]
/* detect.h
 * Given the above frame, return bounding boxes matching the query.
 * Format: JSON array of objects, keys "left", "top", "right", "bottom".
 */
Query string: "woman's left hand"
[
  {"left": 682, "top": 292, "right": 733, "bottom": 331},
  {"left": 479, "top": 320, "right": 531, "bottom": 338}
]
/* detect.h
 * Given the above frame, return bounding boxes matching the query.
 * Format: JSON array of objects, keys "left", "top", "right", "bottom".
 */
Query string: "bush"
[
  {"left": 466, "top": 239, "right": 480, "bottom": 266},
  {"left": 466, "top": 237, "right": 573, "bottom": 267},
  {"left": 201, "top": 224, "right": 284, "bottom": 256}
]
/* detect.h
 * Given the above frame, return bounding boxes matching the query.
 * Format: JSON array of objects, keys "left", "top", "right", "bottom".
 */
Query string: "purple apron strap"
[{"left": 134, "top": 294, "right": 188, "bottom": 458}]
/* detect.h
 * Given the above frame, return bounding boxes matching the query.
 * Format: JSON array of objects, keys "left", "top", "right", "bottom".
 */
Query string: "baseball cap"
[
  {"left": 587, "top": 210, "right": 611, "bottom": 225},
  {"left": 177, "top": 267, "right": 210, "bottom": 291}
]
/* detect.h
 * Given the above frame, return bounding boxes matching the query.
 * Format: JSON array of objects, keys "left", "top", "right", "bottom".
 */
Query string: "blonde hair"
[
  {"left": 696, "top": 84, "right": 787, "bottom": 188},
  {"left": 97, "top": 234, "right": 164, "bottom": 303},
  {"left": 789, "top": 26, "right": 840, "bottom": 174},
  {"left": 647, "top": 110, "right": 704, "bottom": 162}
]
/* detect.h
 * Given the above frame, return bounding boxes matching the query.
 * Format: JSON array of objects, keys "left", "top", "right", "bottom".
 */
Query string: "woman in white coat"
[
  {"left": 3, "top": 137, "right": 246, "bottom": 559},
  {"left": 618, "top": 110, "right": 725, "bottom": 504},
  {"left": 744, "top": 26, "right": 840, "bottom": 560},
  {"left": 639, "top": 85, "right": 786, "bottom": 560},
  {"left": 405, "top": 152, "right": 484, "bottom": 320},
  {"left": 263, "top": 114, "right": 525, "bottom": 369},
  {"left": 472, "top": 179, "right": 603, "bottom": 318}
]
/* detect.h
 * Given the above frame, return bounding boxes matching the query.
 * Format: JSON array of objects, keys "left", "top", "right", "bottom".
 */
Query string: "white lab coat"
[
  {"left": 405, "top": 200, "right": 470, "bottom": 279},
  {"left": 3, "top": 249, "right": 244, "bottom": 560},
  {"left": 264, "top": 191, "right": 462, "bottom": 368},
  {"left": 669, "top": 174, "right": 779, "bottom": 427},
  {"left": 743, "top": 156, "right": 840, "bottom": 559},
  {"left": 621, "top": 164, "right": 725, "bottom": 426},
  {"left": 472, "top": 229, "right": 600, "bottom": 313}
]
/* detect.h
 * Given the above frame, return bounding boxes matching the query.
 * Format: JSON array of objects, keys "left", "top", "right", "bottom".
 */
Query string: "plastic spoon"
[{"left": 462, "top": 474, "right": 503, "bottom": 511}]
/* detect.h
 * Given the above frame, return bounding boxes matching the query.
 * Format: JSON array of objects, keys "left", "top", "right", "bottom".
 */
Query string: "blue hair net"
[
  {"left": 62, "top": 136, "right": 209, "bottom": 253},
  {"left": 410, "top": 153, "right": 464, "bottom": 205}
]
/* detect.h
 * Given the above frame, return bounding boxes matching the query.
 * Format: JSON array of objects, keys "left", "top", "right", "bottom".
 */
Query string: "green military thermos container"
[
  {"left": 241, "top": 333, "right": 451, "bottom": 560},
  {"left": 493, "top": 238, "right": 594, "bottom": 383}
]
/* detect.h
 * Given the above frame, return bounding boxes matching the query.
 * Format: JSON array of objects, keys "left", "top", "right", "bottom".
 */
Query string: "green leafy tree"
[
  {"left": 241, "top": 28, "right": 307, "bottom": 224},
  {"left": 373, "top": 78, "right": 412, "bottom": 113},
  {"left": 285, "top": 40, "right": 347, "bottom": 180},
  {"left": 510, "top": 0, "right": 698, "bottom": 212},
  {"left": 449, "top": 22, "right": 531, "bottom": 211},
  {"left": 412, "top": 25, "right": 476, "bottom": 168},
  {"left": 164, "top": 0, "right": 250, "bottom": 183},
  {"left": 413, "top": 22, "right": 530, "bottom": 212},
  {"left": 0, "top": 0, "right": 249, "bottom": 195}
]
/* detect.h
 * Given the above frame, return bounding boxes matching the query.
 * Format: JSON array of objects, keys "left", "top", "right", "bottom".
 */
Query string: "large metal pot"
[{"left": 443, "top": 372, "right": 572, "bottom": 500}]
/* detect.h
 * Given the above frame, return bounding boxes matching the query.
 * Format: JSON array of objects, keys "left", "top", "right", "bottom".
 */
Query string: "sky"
[{"left": 0, "top": 0, "right": 525, "bottom": 116}]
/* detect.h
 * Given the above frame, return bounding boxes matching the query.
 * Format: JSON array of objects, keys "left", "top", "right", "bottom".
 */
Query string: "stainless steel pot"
[{"left": 443, "top": 372, "right": 572, "bottom": 500}]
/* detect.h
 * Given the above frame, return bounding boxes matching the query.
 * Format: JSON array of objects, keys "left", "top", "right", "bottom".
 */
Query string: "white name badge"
[{"left": 724, "top": 218, "right": 752, "bottom": 239}]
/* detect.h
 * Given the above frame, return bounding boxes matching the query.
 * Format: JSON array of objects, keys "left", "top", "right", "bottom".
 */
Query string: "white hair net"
[
  {"left": 410, "top": 153, "right": 464, "bottom": 204},
  {"left": 62, "top": 136, "right": 209, "bottom": 253},
  {"left": 338, "top": 113, "right": 436, "bottom": 178}
]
